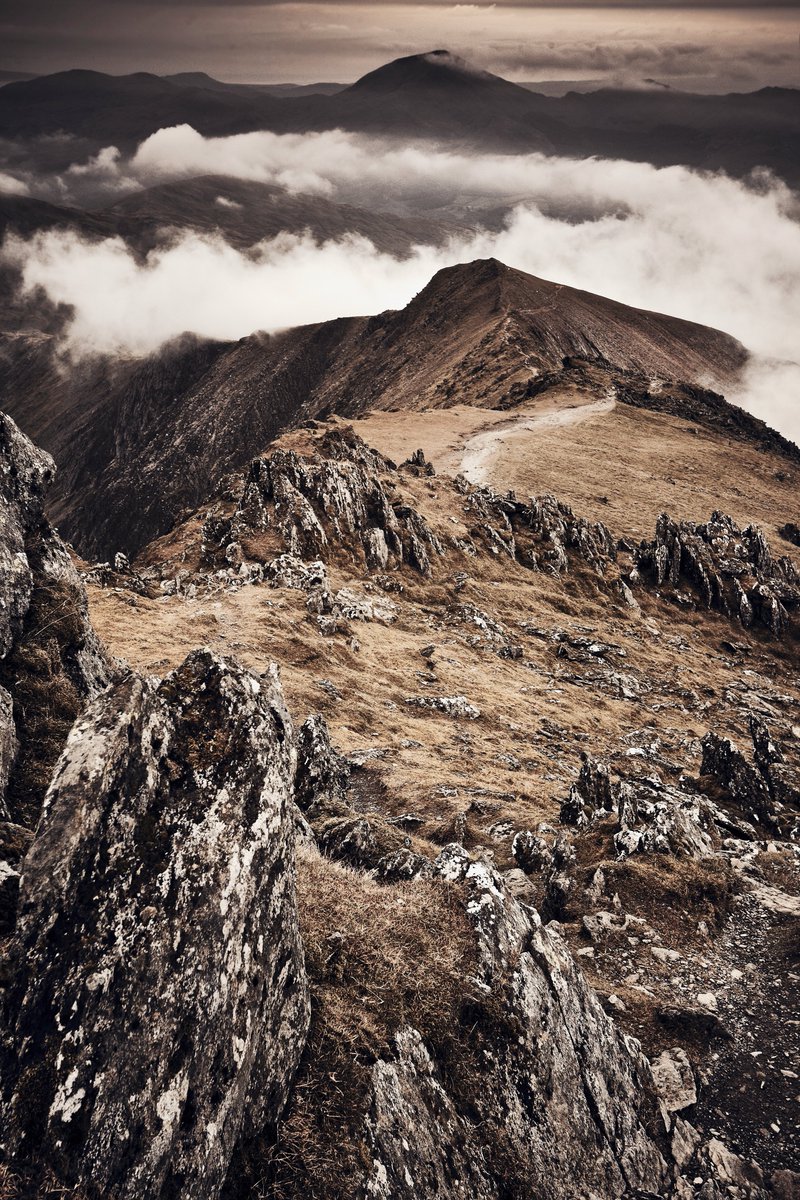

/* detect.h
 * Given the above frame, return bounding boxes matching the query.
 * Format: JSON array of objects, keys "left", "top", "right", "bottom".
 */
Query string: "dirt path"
[{"left": 452, "top": 396, "right": 617, "bottom": 485}]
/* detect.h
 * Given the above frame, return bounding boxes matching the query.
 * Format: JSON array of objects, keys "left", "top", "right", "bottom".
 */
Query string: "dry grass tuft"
[{"left": 0, "top": 1165, "right": 88, "bottom": 1200}]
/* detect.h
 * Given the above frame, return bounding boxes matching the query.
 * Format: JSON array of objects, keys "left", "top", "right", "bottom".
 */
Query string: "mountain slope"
[
  {"left": 1, "top": 54, "right": 797, "bottom": 183},
  {"left": 0, "top": 259, "right": 753, "bottom": 562},
  {"left": 0, "top": 177, "right": 454, "bottom": 257}
]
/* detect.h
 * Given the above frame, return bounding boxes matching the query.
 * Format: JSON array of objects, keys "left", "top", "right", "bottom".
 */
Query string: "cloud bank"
[{"left": 3, "top": 126, "right": 799, "bottom": 437}]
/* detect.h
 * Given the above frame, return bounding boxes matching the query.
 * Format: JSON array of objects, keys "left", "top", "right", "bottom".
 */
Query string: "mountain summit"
[
  {"left": 0, "top": 257, "right": 755, "bottom": 562},
  {"left": 347, "top": 50, "right": 503, "bottom": 94}
]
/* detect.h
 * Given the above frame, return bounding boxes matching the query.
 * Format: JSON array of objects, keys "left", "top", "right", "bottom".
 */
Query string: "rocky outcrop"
[
  {"left": 633, "top": 511, "right": 800, "bottom": 637},
  {"left": 358, "top": 855, "right": 672, "bottom": 1199},
  {"left": 561, "top": 751, "right": 614, "bottom": 825},
  {"left": 202, "top": 427, "right": 444, "bottom": 577},
  {"left": 700, "top": 719, "right": 798, "bottom": 836},
  {"left": 459, "top": 481, "right": 617, "bottom": 575},
  {"left": 614, "top": 778, "right": 718, "bottom": 859},
  {"left": 293, "top": 714, "right": 407, "bottom": 870},
  {"left": 1, "top": 650, "right": 310, "bottom": 1200},
  {"left": 0, "top": 412, "right": 109, "bottom": 827},
  {"left": 197, "top": 427, "right": 620, "bottom": 596},
  {"left": 404, "top": 694, "right": 481, "bottom": 719}
]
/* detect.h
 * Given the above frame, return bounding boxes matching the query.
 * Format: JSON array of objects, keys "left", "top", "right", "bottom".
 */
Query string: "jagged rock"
[
  {"left": 503, "top": 866, "right": 536, "bottom": 901},
  {"left": 317, "top": 815, "right": 378, "bottom": 868},
  {"left": 561, "top": 752, "right": 613, "bottom": 825},
  {"left": 360, "top": 852, "right": 672, "bottom": 1198},
  {"left": 749, "top": 715, "right": 799, "bottom": 812},
  {"left": 0, "top": 412, "right": 109, "bottom": 826},
  {"left": 635, "top": 511, "right": 800, "bottom": 637},
  {"left": 512, "top": 829, "right": 554, "bottom": 874},
  {"left": 463, "top": 486, "right": 616, "bottom": 576},
  {"left": 700, "top": 732, "right": 780, "bottom": 832},
  {"left": 651, "top": 1048, "right": 697, "bottom": 1113},
  {"left": 0, "top": 649, "right": 310, "bottom": 1200},
  {"left": 265, "top": 554, "right": 328, "bottom": 591},
  {"left": 671, "top": 1116, "right": 701, "bottom": 1170},
  {"left": 374, "top": 847, "right": 435, "bottom": 883},
  {"left": 203, "top": 428, "right": 444, "bottom": 577},
  {"left": 614, "top": 778, "right": 716, "bottom": 859},
  {"left": 401, "top": 448, "right": 435, "bottom": 477},
  {"left": 360, "top": 1027, "right": 495, "bottom": 1200},
  {"left": 331, "top": 588, "right": 398, "bottom": 624},
  {"left": 405, "top": 695, "right": 480, "bottom": 719},
  {"left": 433, "top": 842, "right": 471, "bottom": 882},
  {"left": 84, "top": 557, "right": 156, "bottom": 597},
  {"left": 293, "top": 714, "right": 350, "bottom": 819},
  {"left": 703, "top": 1137, "right": 764, "bottom": 1192}
]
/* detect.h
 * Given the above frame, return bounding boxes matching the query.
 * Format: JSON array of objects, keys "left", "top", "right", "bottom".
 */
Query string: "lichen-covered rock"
[
  {"left": 462, "top": 485, "right": 616, "bottom": 576},
  {"left": 293, "top": 714, "right": 350, "bottom": 819},
  {"left": 0, "top": 412, "right": 109, "bottom": 826},
  {"left": 0, "top": 649, "right": 310, "bottom": 1200},
  {"left": 749, "top": 715, "right": 799, "bottom": 812},
  {"left": 561, "top": 752, "right": 614, "bottom": 825},
  {"left": 265, "top": 554, "right": 329, "bottom": 592},
  {"left": 651, "top": 1048, "right": 697, "bottom": 1114},
  {"left": 404, "top": 695, "right": 480, "bottom": 719},
  {"left": 357, "top": 855, "right": 672, "bottom": 1199},
  {"left": 511, "top": 829, "right": 552, "bottom": 873},
  {"left": 360, "top": 1027, "right": 495, "bottom": 1200},
  {"left": 635, "top": 511, "right": 800, "bottom": 637},
  {"left": 614, "top": 779, "right": 717, "bottom": 860},
  {"left": 701, "top": 732, "right": 779, "bottom": 832}
]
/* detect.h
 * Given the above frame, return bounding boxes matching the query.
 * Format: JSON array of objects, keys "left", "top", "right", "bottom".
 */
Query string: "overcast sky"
[{"left": 0, "top": 2, "right": 798, "bottom": 90}]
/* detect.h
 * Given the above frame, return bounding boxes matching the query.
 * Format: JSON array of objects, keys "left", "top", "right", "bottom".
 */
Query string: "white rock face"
[{"left": 0, "top": 412, "right": 109, "bottom": 821}]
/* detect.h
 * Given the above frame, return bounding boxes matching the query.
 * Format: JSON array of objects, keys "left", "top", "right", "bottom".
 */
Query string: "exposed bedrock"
[
  {"left": 199, "top": 425, "right": 617, "bottom": 589},
  {"left": 0, "top": 412, "right": 109, "bottom": 828},
  {"left": 634, "top": 511, "right": 800, "bottom": 638},
  {"left": 359, "top": 854, "right": 672, "bottom": 1200},
  {"left": 0, "top": 650, "right": 310, "bottom": 1200}
]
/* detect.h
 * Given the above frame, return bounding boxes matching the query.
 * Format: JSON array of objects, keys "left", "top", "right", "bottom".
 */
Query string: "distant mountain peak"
[{"left": 347, "top": 49, "right": 500, "bottom": 94}]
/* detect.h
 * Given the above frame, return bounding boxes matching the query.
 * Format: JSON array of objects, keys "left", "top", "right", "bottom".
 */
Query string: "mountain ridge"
[
  {"left": 0, "top": 257, "right": 760, "bottom": 562},
  {"left": 1, "top": 51, "right": 797, "bottom": 183}
]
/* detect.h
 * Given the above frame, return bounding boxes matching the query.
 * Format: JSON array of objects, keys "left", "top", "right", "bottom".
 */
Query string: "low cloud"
[
  {"left": 0, "top": 172, "right": 30, "bottom": 196},
  {"left": 2, "top": 127, "right": 799, "bottom": 439}
]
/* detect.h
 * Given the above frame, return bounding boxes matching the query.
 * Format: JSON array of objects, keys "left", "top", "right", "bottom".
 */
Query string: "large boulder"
[{"left": 0, "top": 650, "right": 310, "bottom": 1200}]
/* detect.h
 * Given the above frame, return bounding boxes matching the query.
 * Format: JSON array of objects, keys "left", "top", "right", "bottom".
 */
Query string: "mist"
[{"left": 3, "top": 126, "right": 800, "bottom": 438}]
